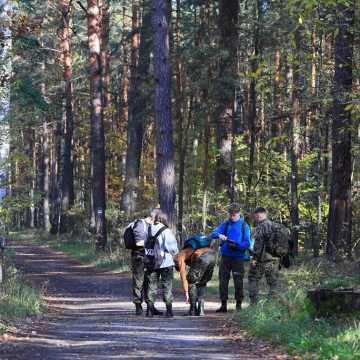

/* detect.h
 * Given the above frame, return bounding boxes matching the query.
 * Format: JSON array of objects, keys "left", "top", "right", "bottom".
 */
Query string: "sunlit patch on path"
[{"left": 0, "top": 244, "right": 292, "bottom": 360}]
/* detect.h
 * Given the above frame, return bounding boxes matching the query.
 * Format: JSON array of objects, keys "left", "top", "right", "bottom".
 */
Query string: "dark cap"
[
  {"left": 228, "top": 203, "right": 241, "bottom": 214},
  {"left": 254, "top": 207, "right": 267, "bottom": 214}
]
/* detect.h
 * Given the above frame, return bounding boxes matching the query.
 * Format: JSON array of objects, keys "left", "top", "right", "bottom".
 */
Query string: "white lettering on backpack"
[{"left": 145, "top": 249, "right": 154, "bottom": 256}]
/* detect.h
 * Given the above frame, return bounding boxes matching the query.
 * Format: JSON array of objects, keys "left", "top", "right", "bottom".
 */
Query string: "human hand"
[
  {"left": 219, "top": 234, "right": 227, "bottom": 241},
  {"left": 185, "top": 292, "right": 190, "bottom": 304},
  {"left": 251, "top": 259, "right": 257, "bottom": 267}
]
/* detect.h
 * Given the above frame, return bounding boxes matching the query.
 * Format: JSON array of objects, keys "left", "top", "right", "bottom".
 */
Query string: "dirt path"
[{"left": 0, "top": 243, "right": 293, "bottom": 359}]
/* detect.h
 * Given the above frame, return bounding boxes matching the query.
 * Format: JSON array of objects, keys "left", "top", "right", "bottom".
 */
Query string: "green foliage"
[
  {"left": 0, "top": 265, "right": 43, "bottom": 334},
  {"left": 236, "top": 259, "right": 360, "bottom": 359}
]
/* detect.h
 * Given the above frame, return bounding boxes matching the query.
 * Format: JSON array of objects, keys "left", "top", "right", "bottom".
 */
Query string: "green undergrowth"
[
  {"left": 0, "top": 264, "right": 43, "bottom": 335},
  {"left": 235, "top": 258, "right": 360, "bottom": 360},
  {"left": 12, "top": 230, "right": 130, "bottom": 272}
]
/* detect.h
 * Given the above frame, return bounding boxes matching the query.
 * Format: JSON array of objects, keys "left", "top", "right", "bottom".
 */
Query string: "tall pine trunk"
[
  {"left": 100, "top": 0, "right": 110, "bottom": 109},
  {"left": 121, "top": 2, "right": 152, "bottom": 216},
  {"left": 152, "top": 0, "right": 176, "bottom": 229},
  {"left": 215, "top": 0, "right": 239, "bottom": 194},
  {"left": 87, "top": 0, "right": 107, "bottom": 250},
  {"left": 289, "top": 31, "right": 301, "bottom": 257},
  {"left": 59, "top": 0, "right": 74, "bottom": 232},
  {"left": 327, "top": 2, "right": 354, "bottom": 260}
]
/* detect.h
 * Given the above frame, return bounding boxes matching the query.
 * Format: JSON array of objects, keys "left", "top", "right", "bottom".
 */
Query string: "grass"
[
  {"left": 0, "top": 264, "right": 43, "bottom": 335},
  {"left": 12, "top": 229, "right": 131, "bottom": 273},
  {"left": 234, "top": 257, "right": 360, "bottom": 360}
]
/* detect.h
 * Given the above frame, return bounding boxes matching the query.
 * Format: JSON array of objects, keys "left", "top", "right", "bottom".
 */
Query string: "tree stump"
[{"left": 307, "top": 288, "right": 360, "bottom": 316}]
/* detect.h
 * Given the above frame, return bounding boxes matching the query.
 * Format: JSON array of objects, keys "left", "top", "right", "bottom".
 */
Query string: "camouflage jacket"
[{"left": 252, "top": 219, "right": 276, "bottom": 262}]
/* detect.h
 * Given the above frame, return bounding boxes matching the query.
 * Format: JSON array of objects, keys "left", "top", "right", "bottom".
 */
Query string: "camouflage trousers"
[
  {"left": 187, "top": 251, "right": 215, "bottom": 303},
  {"left": 147, "top": 266, "right": 174, "bottom": 306},
  {"left": 219, "top": 256, "right": 245, "bottom": 302},
  {"left": 248, "top": 260, "right": 279, "bottom": 304},
  {"left": 131, "top": 252, "right": 147, "bottom": 304}
]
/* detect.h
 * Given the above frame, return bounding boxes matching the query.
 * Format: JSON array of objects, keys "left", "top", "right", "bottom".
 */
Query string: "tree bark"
[
  {"left": 215, "top": 0, "right": 239, "bottom": 194},
  {"left": 289, "top": 30, "right": 301, "bottom": 256},
  {"left": 152, "top": 0, "right": 176, "bottom": 229},
  {"left": 42, "top": 120, "right": 51, "bottom": 232},
  {"left": 121, "top": 2, "right": 152, "bottom": 216},
  {"left": 327, "top": 2, "right": 354, "bottom": 260},
  {"left": 247, "top": 0, "right": 261, "bottom": 206},
  {"left": 59, "top": 0, "right": 75, "bottom": 232},
  {"left": 100, "top": 0, "right": 110, "bottom": 109},
  {"left": 272, "top": 48, "right": 282, "bottom": 142},
  {"left": 87, "top": 0, "right": 107, "bottom": 250}
]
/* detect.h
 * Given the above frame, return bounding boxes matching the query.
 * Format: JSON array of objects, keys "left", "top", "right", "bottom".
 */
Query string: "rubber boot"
[
  {"left": 216, "top": 300, "right": 227, "bottom": 313},
  {"left": 184, "top": 302, "right": 196, "bottom": 316},
  {"left": 146, "top": 303, "right": 154, "bottom": 318},
  {"left": 135, "top": 303, "right": 143, "bottom": 316},
  {"left": 236, "top": 300, "right": 242, "bottom": 312},
  {"left": 196, "top": 300, "right": 205, "bottom": 316},
  {"left": 249, "top": 297, "right": 257, "bottom": 306},
  {"left": 165, "top": 303, "right": 174, "bottom": 318},
  {"left": 153, "top": 307, "right": 163, "bottom": 316}
]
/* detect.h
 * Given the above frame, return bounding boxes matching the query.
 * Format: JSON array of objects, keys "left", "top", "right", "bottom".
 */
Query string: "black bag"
[
  {"left": 123, "top": 219, "right": 142, "bottom": 250},
  {"left": 144, "top": 225, "right": 168, "bottom": 270}
]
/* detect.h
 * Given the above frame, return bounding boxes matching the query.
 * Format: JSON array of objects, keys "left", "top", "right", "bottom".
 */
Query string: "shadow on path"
[{"left": 0, "top": 243, "right": 292, "bottom": 360}]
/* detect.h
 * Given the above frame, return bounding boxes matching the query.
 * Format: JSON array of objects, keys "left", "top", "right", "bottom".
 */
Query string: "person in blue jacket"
[{"left": 211, "top": 203, "right": 251, "bottom": 312}]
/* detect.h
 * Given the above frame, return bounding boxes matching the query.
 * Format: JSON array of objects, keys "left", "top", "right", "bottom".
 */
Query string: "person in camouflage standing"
[{"left": 248, "top": 207, "right": 280, "bottom": 305}]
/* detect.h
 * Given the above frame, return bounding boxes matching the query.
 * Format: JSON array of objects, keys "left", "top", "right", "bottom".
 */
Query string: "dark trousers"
[
  {"left": 147, "top": 266, "right": 174, "bottom": 305},
  {"left": 131, "top": 252, "right": 147, "bottom": 304},
  {"left": 219, "top": 256, "right": 245, "bottom": 303},
  {"left": 187, "top": 251, "right": 215, "bottom": 303}
]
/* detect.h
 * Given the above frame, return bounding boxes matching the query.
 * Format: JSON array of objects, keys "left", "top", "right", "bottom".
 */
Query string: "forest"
[
  {"left": 0, "top": 0, "right": 359, "bottom": 258},
  {"left": 0, "top": 0, "right": 359, "bottom": 359},
  {"left": 0, "top": 0, "right": 359, "bottom": 259}
]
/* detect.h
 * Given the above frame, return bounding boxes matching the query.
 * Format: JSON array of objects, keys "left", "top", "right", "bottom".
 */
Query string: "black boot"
[
  {"left": 216, "top": 300, "right": 227, "bottom": 313},
  {"left": 196, "top": 300, "right": 205, "bottom": 316},
  {"left": 146, "top": 303, "right": 154, "bottom": 318},
  {"left": 153, "top": 307, "right": 163, "bottom": 316},
  {"left": 184, "top": 302, "right": 196, "bottom": 316},
  {"left": 165, "top": 303, "right": 174, "bottom": 317},
  {"left": 249, "top": 297, "right": 257, "bottom": 306},
  {"left": 135, "top": 303, "right": 143, "bottom": 316},
  {"left": 236, "top": 300, "right": 242, "bottom": 312}
]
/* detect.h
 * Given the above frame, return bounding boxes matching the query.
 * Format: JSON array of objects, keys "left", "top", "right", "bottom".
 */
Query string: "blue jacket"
[{"left": 211, "top": 218, "right": 251, "bottom": 259}]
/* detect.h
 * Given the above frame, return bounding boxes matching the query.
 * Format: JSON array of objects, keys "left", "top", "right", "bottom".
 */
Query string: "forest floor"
[{"left": 0, "top": 241, "right": 295, "bottom": 359}]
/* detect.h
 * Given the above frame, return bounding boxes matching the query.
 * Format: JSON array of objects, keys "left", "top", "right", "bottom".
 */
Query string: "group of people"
[{"left": 126, "top": 203, "right": 288, "bottom": 317}]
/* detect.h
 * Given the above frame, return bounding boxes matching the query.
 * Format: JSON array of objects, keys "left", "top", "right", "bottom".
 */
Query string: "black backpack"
[
  {"left": 123, "top": 219, "right": 143, "bottom": 250},
  {"left": 144, "top": 225, "right": 168, "bottom": 270}
]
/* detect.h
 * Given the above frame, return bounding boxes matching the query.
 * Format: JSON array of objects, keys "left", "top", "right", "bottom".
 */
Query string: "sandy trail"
[{"left": 0, "top": 243, "right": 292, "bottom": 359}]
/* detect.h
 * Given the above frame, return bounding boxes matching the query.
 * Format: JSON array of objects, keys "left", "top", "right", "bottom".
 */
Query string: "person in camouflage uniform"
[
  {"left": 248, "top": 207, "right": 279, "bottom": 305},
  {"left": 174, "top": 245, "right": 216, "bottom": 316}
]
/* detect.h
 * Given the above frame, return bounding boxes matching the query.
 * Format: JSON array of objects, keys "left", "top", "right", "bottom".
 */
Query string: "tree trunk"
[
  {"left": 121, "top": 2, "right": 152, "bottom": 216},
  {"left": 215, "top": 0, "right": 239, "bottom": 194},
  {"left": 247, "top": 0, "right": 261, "bottom": 206},
  {"left": 152, "top": 0, "right": 176, "bottom": 229},
  {"left": 272, "top": 48, "right": 282, "bottom": 142},
  {"left": 87, "top": 0, "right": 107, "bottom": 250},
  {"left": 327, "top": 2, "right": 354, "bottom": 260},
  {"left": 43, "top": 120, "right": 51, "bottom": 232},
  {"left": 59, "top": 0, "right": 75, "bottom": 232},
  {"left": 100, "top": 0, "right": 110, "bottom": 109},
  {"left": 289, "top": 31, "right": 301, "bottom": 256}
]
